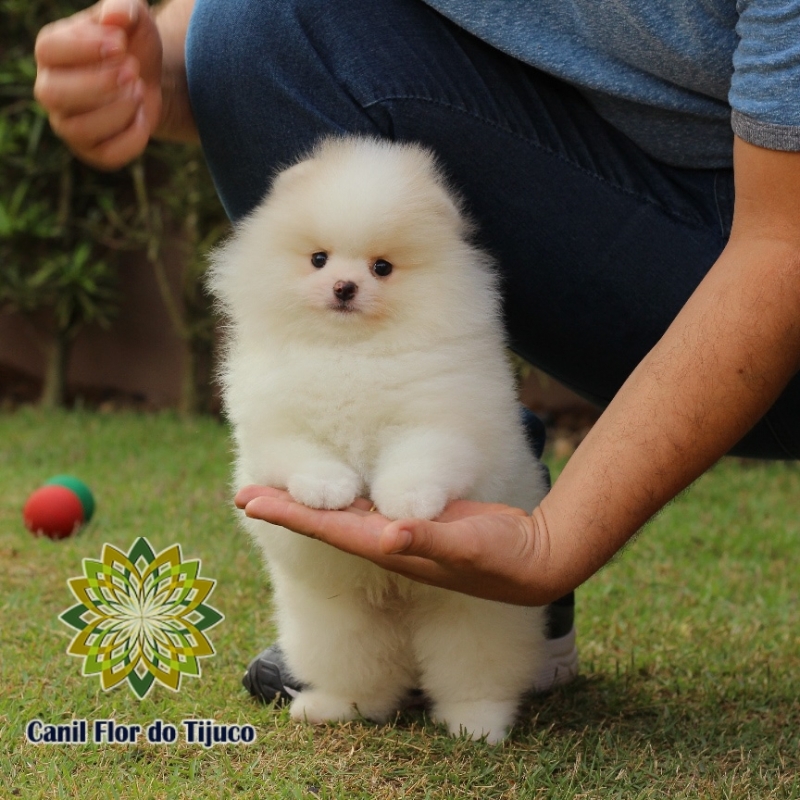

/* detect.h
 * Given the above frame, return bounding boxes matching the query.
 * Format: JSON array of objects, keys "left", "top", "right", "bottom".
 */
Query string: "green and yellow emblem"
[{"left": 60, "top": 538, "right": 224, "bottom": 699}]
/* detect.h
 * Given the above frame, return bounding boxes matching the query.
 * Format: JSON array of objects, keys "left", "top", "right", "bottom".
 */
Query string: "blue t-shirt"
[{"left": 423, "top": 0, "right": 800, "bottom": 168}]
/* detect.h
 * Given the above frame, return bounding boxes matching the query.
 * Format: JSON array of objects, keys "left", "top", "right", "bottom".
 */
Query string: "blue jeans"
[{"left": 186, "top": 0, "right": 799, "bottom": 459}]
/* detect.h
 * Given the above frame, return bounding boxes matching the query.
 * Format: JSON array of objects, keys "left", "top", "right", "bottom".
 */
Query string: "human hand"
[
  {"left": 34, "top": 0, "right": 162, "bottom": 170},
  {"left": 235, "top": 485, "right": 561, "bottom": 606}
]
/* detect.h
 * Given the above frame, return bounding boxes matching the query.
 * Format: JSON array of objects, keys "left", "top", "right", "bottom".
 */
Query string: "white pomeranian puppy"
[{"left": 209, "top": 137, "right": 548, "bottom": 743}]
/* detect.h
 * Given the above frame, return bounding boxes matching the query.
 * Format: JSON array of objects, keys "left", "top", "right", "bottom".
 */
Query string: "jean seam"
[
  {"left": 363, "top": 93, "right": 708, "bottom": 229},
  {"left": 712, "top": 170, "right": 734, "bottom": 242},
  {"left": 713, "top": 171, "right": 723, "bottom": 238}
]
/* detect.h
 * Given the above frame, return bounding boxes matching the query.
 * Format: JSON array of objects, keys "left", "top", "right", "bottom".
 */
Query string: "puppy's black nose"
[{"left": 333, "top": 280, "right": 358, "bottom": 302}]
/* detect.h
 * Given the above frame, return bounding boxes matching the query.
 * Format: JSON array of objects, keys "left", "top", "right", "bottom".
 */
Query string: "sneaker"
[
  {"left": 241, "top": 643, "right": 302, "bottom": 705},
  {"left": 531, "top": 629, "right": 579, "bottom": 693},
  {"left": 242, "top": 593, "right": 578, "bottom": 704}
]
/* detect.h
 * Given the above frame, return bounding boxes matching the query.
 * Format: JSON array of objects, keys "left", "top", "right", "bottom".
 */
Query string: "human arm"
[
  {"left": 238, "top": 136, "right": 800, "bottom": 605},
  {"left": 34, "top": 0, "right": 197, "bottom": 170},
  {"left": 523, "top": 137, "right": 800, "bottom": 598}
]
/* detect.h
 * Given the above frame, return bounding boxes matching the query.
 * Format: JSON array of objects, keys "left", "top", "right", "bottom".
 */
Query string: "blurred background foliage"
[{"left": 0, "top": 0, "right": 229, "bottom": 412}]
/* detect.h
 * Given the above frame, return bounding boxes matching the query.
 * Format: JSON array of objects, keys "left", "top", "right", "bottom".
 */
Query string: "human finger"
[
  {"left": 235, "top": 484, "right": 292, "bottom": 508},
  {"left": 377, "top": 501, "right": 530, "bottom": 558},
  {"left": 98, "top": 0, "right": 142, "bottom": 30},
  {"left": 235, "top": 485, "right": 526, "bottom": 518},
  {"left": 35, "top": 0, "right": 148, "bottom": 71},
  {"left": 51, "top": 81, "right": 143, "bottom": 151},
  {"left": 379, "top": 512, "right": 536, "bottom": 569},
  {"left": 35, "top": 14, "right": 125, "bottom": 68},
  {"left": 35, "top": 56, "right": 139, "bottom": 117},
  {"left": 70, "top": 105, "right": 150, "bottom": 171},
  {"left": 235, "top": 484, "right": 376, "bottom": 514},
  {"left": 242, "top": 494, "right": 389, "bottom": 552}
]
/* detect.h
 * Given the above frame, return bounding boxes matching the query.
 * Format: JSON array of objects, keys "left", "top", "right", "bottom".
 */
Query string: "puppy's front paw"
[
  {"left": 287, "top": 462, "right": 361, "bottom": 510},
  {"left": 371, "top": 481, "right": 450, "bottom": 521}
]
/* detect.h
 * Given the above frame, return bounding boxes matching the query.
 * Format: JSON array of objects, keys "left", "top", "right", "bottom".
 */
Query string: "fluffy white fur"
[{"left": 209, "top": 137, "right": 548, "bottom": 743}]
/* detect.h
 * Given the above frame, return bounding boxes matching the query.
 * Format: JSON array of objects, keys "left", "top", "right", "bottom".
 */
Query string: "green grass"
[{"left": 1, "top": 409, "right": 799, "bottom": 799}]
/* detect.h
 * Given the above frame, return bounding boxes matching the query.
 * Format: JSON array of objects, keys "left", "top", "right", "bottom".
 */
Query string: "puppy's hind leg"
[
  {"left": 272, "top": 573, "right": 415, "bottom": 725},
  {"left": 413, "top": 592, "right": 546, "bottom": 744}
]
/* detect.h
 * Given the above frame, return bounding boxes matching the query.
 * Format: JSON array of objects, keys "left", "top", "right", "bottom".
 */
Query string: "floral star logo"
[{"left": 59, "top": 538, "right": 224, "bottom": 699}]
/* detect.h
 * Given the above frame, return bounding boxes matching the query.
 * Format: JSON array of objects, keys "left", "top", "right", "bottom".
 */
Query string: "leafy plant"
[
  {"left": 0, "top": 72, "right": 120, "bottom": 407},
  {"left": 0, "top": 0, "right": 229, "bottom": 412},
  {"left": 129, "top": 150, "right": 229, "bottom": 415}
]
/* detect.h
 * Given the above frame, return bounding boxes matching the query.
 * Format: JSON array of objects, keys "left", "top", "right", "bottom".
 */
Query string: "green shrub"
[{"left": 0, "top": 0, "right": 228, "bottom": 411}]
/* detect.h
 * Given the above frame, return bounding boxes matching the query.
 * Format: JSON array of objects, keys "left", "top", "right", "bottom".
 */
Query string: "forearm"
[
  {"left": 535, "top": 150, "right": 800, "bottom": 599},
  {"left": 153, "top": 0, "right": 197, "bottom": 142}
]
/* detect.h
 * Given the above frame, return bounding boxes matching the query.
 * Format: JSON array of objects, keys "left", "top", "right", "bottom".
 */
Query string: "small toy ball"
[{"left": 23, "top": 475, "right": 95, "bottom": 540}]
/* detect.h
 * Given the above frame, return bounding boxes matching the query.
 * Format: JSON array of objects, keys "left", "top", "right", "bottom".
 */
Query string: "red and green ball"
[{"left": 23, "top": 475, "right": 95, "bottom": 539}]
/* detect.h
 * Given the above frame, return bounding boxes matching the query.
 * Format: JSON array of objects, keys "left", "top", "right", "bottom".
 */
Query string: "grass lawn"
[{"left": 1, "top": 408, "right": 799, "bottom": 799}]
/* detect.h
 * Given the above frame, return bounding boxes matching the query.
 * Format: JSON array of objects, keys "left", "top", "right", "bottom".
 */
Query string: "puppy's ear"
[
  {"left": 411, "top": 144, "right": 476, "bottom": 239},
  {"left": 431, "top": 182, "right": 476, "bottom": 240},
  {"left": 439, "top": 191, "right": 469, "bottom": 231},
  {"left": 271, "top": 158, "right": 315, "bottom": 193}
]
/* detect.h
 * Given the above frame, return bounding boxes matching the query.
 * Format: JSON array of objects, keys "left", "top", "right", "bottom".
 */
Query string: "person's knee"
[
  {"left": 185, "top": 0, "right": 457, "bottom": 220},
  {"left": 186, "top": 0, "right": 349, "bottom": 219},
  {"left": 187, "top": 0, "right": 304, "bottom": 107},
  {"left": 187, "top": 0, "right": 430, "bottom": 219},
  {"left": 187, "top": 0, "right": 440, "bottom": 116}
]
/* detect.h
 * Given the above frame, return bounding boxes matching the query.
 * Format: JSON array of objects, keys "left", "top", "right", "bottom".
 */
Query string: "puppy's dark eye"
[
  {"left": 372, "top": 259, "right": 393, "bottom": 277},
  {"left": 311, "top": 251, "right": 328, "bottom": 268}
]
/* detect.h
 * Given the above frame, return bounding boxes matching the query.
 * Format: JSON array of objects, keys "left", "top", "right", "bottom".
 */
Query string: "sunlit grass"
[{"left": 1, "top": 409, "right": 798, "bottom": 798}]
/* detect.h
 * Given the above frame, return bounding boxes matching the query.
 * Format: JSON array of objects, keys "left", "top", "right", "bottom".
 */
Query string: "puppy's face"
[
  {"left": 297, "top": 248, "right": 395, "bottom": 318},
  {"left": 211, "top": 138, "right": 487, "bottom": 344},
  {"left": 266, "top": 140, "right": 471, "bottom": 332}
]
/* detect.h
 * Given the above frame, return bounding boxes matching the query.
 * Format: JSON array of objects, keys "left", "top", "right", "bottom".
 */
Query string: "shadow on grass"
[{"left": 510, "top": 668, "right": 800, "bottom": 782}]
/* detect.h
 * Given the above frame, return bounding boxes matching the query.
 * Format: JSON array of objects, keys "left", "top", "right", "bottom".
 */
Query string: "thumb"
[{"left": 380, "top": 517, "right": 467, "bottom": 560}]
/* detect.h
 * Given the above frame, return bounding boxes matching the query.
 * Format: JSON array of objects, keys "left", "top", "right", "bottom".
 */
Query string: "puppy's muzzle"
[{"left": 333, "top": 281, "right": 358, "bottom": 303}]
